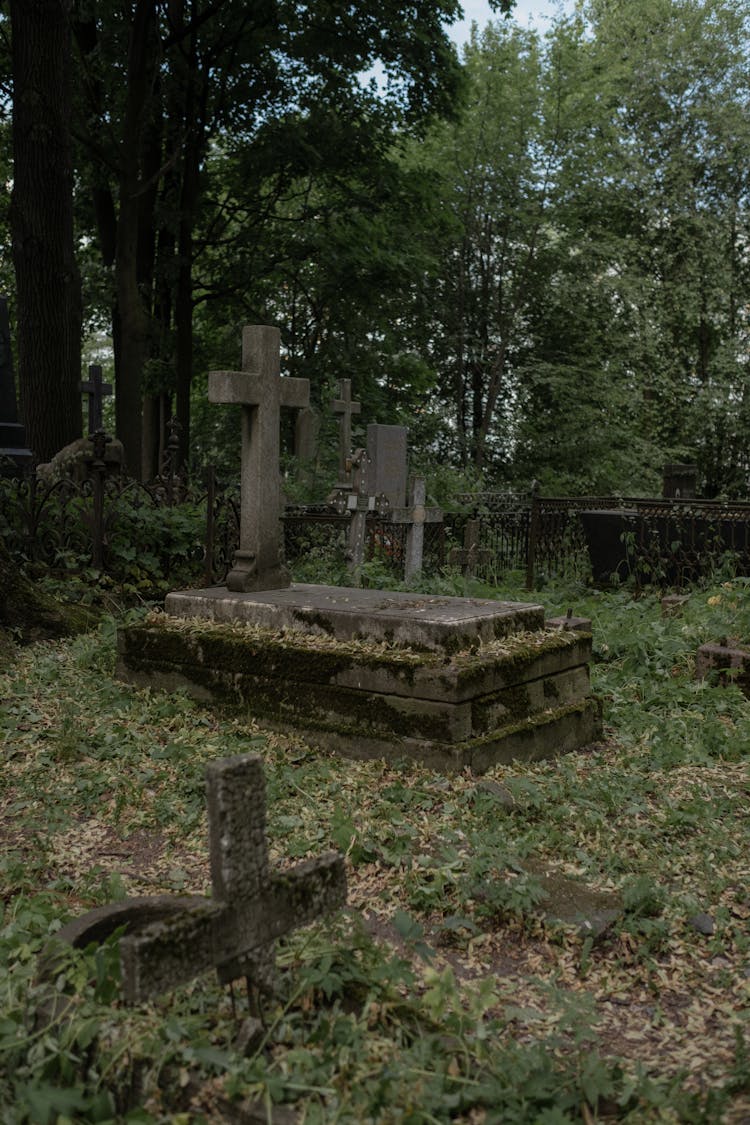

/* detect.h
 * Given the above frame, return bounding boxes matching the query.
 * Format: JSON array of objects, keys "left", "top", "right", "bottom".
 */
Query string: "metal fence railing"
[{"left": 3, "top": 458, "right": 750, "bottom": 591}]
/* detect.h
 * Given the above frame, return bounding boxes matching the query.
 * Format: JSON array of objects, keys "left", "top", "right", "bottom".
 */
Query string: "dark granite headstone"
[
  {"left": 366, "top": 423, "right": 407, "bottom": 509},
  {"left": 0, "top": 296, "right": 32, "bottom": 472}
]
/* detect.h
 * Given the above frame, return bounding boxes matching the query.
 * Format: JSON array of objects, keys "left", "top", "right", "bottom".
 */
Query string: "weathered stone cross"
[
  {"left": 209, "top": 326, "right": 309, "bottom": 591},
  {"left": 448, "top": 518, "right": 492, "bottom": 578},
  {"left": 119, "top": 754, "right": 346, "bottom": 1005},
  {"left": 390, "top": 476, "right": 443, "bottom": 581},
  {"left": 80, "top": 365, "right": 113, "bottom": 435},
  {"left": 331, "top": 377, "right": 361, "bottom": 480}
]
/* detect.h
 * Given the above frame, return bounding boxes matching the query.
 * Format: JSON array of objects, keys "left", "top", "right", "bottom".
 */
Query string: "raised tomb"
[{"left": 116, "top": 326, "right": 601, "bottom": 773}]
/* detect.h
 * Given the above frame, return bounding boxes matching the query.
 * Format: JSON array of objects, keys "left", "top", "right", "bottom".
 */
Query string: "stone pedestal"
[
  {"left": 117, "top": 585, "right": 601, "bottom": 773},
  {"left": 696, "top": 640, "right": 750, "bottom": 696}
]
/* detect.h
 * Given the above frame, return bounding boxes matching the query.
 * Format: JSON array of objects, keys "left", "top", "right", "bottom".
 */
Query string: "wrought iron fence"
[
  {"left": 0, "top": 457, "right": 206, "bottom": 586},
  {"left": 3, "top": 455, "right": 749, "bottom": 592},
  {"left": 449, "top": 492, "right": 750, "bottom": 587}
]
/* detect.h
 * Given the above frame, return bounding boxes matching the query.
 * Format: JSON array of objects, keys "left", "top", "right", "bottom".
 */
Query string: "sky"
[{"left": 448, "top": 0, "right": 576, "bottom": 45}]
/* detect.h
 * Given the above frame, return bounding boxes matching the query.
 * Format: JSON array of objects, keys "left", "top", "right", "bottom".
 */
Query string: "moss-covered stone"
[
  {"left": 0, "top": 540, "right": 98, "bottom": 645},
  {"left": 117, "top": 608, "right": 600, "bottom": 770}
]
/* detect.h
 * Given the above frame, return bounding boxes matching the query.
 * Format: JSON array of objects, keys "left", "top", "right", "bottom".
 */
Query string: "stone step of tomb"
[
  {"left": 117, "top": 616, "right": 599, "bottom": 767},
  {"left": 117, "top": 618, "right": 592, "bottom": 709},
  {"left": 164, "top": 584, "right": 545, "bottom": 654},
  {"left": 283, "top": 698, "right": 603, "bottom": 774},
  {"left": 117, "top": 631, "right": 592, "bottom": 745}
]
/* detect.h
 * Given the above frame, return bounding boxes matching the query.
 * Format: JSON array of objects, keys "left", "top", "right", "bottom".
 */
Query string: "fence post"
[
  {"left": 204, "top": 465, "right": 216, "bottom": 587},
  {"left": 526, "top": 480, "right": 541, "bottom": 591}
]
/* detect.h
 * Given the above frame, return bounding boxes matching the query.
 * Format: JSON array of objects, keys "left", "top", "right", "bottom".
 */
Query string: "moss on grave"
[
  {"left": 472, "top": 683, "right": 532, "bottom": 732},
  {"left": 0, "top": 539, "right": 98, "bottom": 647},
  {"left": 467, "top": 698, "right": 600, "bottom": 751},
  {"left": 119, "top": 618, "right": 432, "bottom": 688},
  {"left": 452, "top": 629, "right": 589, "bottom": 691}
]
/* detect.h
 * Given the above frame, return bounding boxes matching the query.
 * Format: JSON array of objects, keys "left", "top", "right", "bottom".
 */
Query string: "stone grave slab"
[
  {"left": 164, "top": 583, "right": 544, "bottom": 652},
  {"left": 118, "top": 587, "right": 601, "bottom": 773},
  {"left": 116, "top": 325, "right": 600, "bottom": 773},
  {"left": 696, "top": 639, "right": 750, "bottom": 696}
]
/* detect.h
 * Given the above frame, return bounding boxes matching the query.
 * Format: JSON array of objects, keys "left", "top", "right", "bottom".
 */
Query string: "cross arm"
[
  {"left": 332, "top": 398, "right": 361, "bottom": 415},
  {"left": 279, "top": 377, "right": 310, "bottom": 410},
  {"left": 119, "top": 853, "right": 346, "bottom": 1003},
  {"left": 252, "top": 852, "right": 346, "bottom": 944},
  {"left": 120, "top": 900, "right": 226, "bottom": 1003},
  {"left": 208, "top": 370, "right": 261, "bottom": 405}
]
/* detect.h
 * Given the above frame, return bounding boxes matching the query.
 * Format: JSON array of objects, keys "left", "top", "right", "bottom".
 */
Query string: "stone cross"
[
  {"left": 448, "top": 518, "right": 492, "bottom": 577},
  {"left": 331, "top": 378, "right": 361, "bottom": 480},
  {"left": 345, "top": 448, "right": 373, "bottom": 571},
  {"left": 80, "top": 365, "right": 113, "bottom": 435},
  {"left": 209, "top": 326, "right": 309, "bottom": 591},
  {"left": 389, "top": 476, "right": 443, "bottom": 580},
  {"left": 119, "top": 754, "right": 347, "bottom": 1005}
]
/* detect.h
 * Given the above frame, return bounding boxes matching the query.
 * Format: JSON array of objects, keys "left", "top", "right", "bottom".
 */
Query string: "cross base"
[{"left": 227, "top": 551, "right": 292, "bottom": 593}]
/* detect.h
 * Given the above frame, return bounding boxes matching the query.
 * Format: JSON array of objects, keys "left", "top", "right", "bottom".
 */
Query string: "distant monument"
[{"left": 0, "top": 296, "right": 32, "bottom": 473}]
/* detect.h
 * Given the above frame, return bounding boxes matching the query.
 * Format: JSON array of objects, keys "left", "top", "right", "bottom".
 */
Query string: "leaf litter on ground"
[{"left": 0, "top": 579, "right": 749, "bottom": 1121}]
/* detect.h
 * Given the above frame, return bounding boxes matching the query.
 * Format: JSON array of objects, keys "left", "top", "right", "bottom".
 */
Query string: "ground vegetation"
[{"left": 1, "top": 568, "right": 749, "bottom": 1121}]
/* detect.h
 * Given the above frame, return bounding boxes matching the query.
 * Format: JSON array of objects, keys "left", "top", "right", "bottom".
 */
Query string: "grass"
[{"left": 1, "top": 572, "right": 750, "bottom": 1123}]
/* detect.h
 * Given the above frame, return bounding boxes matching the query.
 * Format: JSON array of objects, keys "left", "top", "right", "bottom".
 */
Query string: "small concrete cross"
[
  {"left": 209, "top": 326, "right": 309, "bottom": 591},
  {"left": 390, "top": 476, "right": 443, "bottom": 580},
  {"left": 345, "top": 448, "right": 373, "bottom": 570},
  {"left": 331, "top": 378, "right": 361, "bottom": 480},
  {"left": 119, "top": 754, "right": 346, "bottom": 1005},
  {"left": 448, "top": 518, "right": 492, "bottom": 578},
  {"left": 80, "top": 365, "right": 113, "bottom": 435}
]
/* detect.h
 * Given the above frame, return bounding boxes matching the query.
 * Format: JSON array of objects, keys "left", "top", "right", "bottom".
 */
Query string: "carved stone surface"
[
  {"left": 209, "top": 326, "right": 310, "bottom": 592},
  {"left": 41, "top": 755, "right": 346, "bottom": 1005},
  {"left": 117, "top": 622, "right": 602, "bottom": 774},
  {"left": 366, "top": 423, "right": 408, "bottom": 509}
]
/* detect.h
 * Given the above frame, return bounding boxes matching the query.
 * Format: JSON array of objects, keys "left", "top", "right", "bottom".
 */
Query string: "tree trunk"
[
  {"left": 114, "top": 0, "right": 159, "bottom": 479},
  {"left": 10, "top": 0, "right": 82, "bottom": 464}
]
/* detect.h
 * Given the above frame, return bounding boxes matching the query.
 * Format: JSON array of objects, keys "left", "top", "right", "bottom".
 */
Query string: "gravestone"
[
  {"left": 117, "top": 325, "right": 601, "bottom": 773},
  {"left": 695, "top": 638, "right": 750, "bottom": 697},
  {"left": 46, "top": 754, "right": 347, "bottom": 1005},
  {"left": 294, "top": 405, "right": 319, "bottom": 464},
  {"left": 0, "top": 296, "right": 32, "bottom": 472},
  {"left": 448, "top": 519, "right": 492, "bottom": 578},
  {"left": 80, "top": 365, "right": 113, "bottom": 435},
  {"left": 345, "top": 448, "right": 374, "bottom": 571},
  {"left": 366, "top": 423, "right": 407, "bottom": 509},
  {"left": 209, "top": 325, "right": 309, "bottom": 591},
  {"left": 389, "top": 476, "right": 443, "bottom": 580},
  {"left": 663, "top": 463, "right": 698, "bottom": 499},
  {"left": 331, "top": 378, "right": 361, "bottom": 481},
  {"left": 547, "top": 609, "right": 593, "bottom": 633}
]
